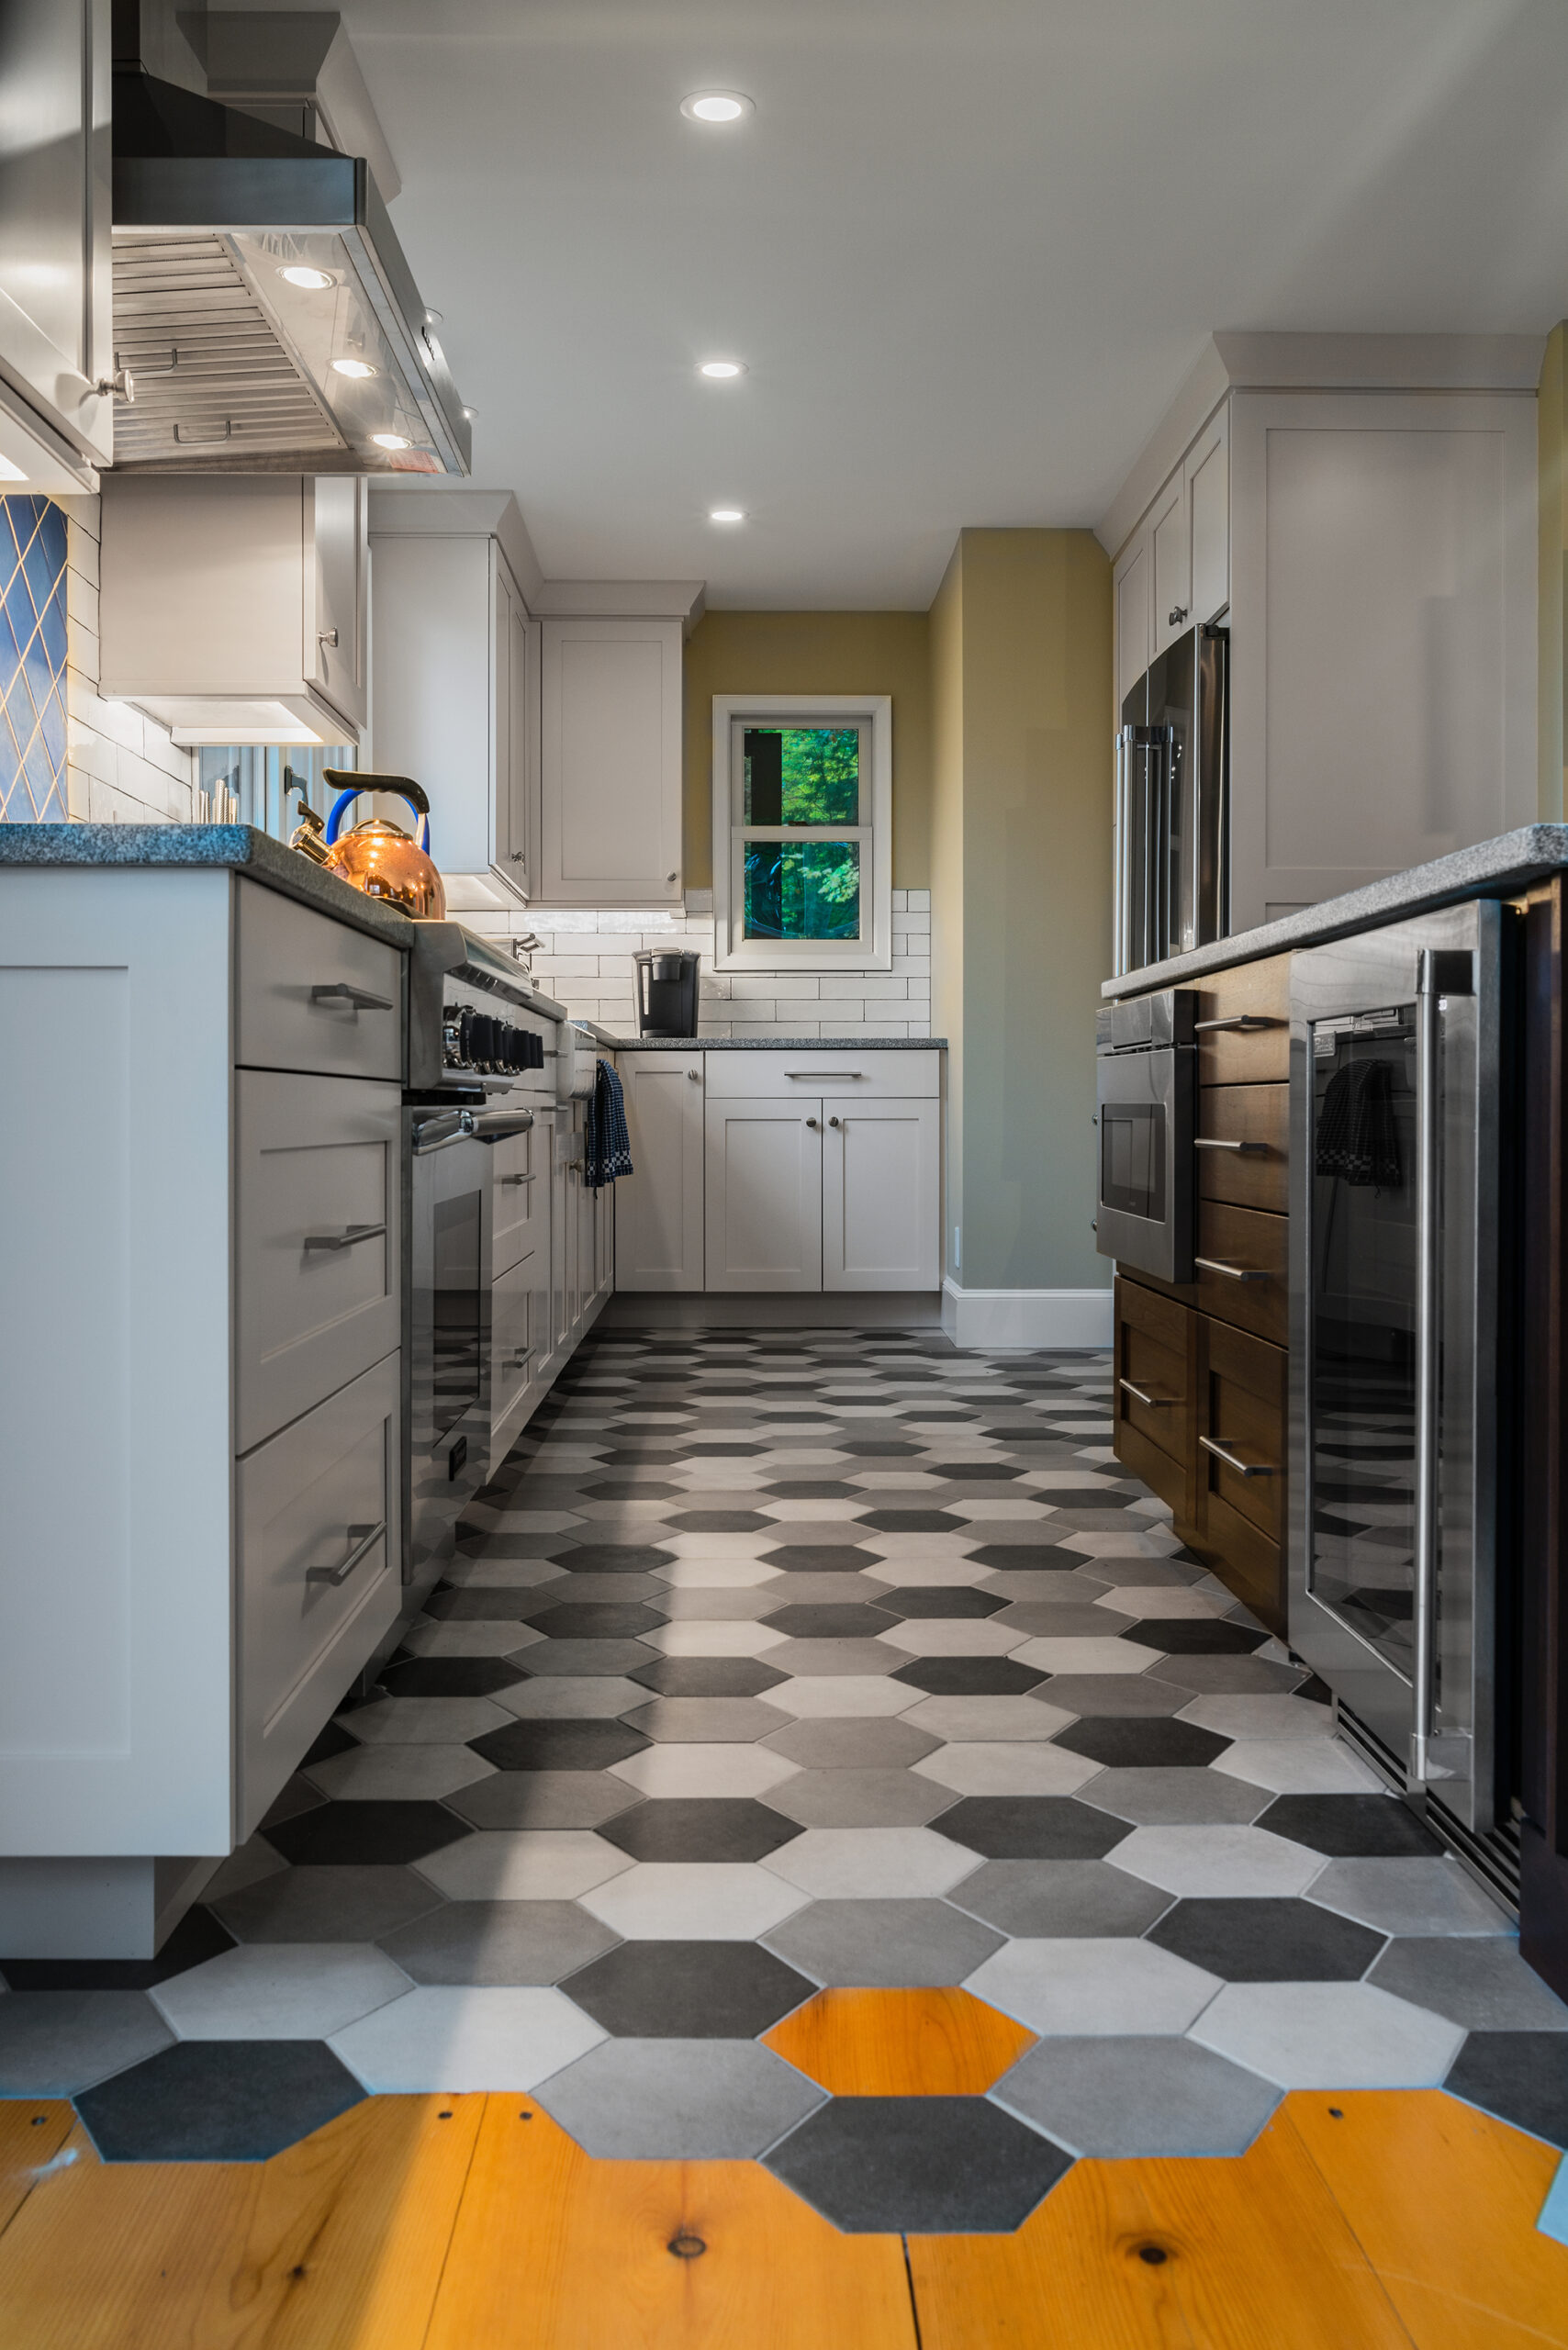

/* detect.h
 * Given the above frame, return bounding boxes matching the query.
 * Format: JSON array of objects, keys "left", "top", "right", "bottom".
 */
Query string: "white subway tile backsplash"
[{"left": 907, "top": 890, "right": 931, "bottom": 912}]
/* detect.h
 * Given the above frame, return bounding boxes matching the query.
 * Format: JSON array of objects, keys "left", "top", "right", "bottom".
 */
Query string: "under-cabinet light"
[
  {"left": 279, "top": 266, "right": 335, "bottom": 290},
  {"left": 332, "top": 358, "right": 377, "bottom": 379}
]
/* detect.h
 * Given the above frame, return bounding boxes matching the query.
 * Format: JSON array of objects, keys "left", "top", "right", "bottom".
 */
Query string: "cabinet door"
[
  {"left": 1112, "top": 1273, "right": 1197, "bottom": 1532},
  {"left": 0, "top": 0, "right": 112, "bottom": 468},
  {"left": 1114, "top": 531, "right": 1151, "bottom": 707},
  {"left": 504, "top": 591, "right": 539, "bottom": 896},
  {"left": 491, "top": 563, "right": 515, "bottom": 876},
  {"left": 540, "top": 619, "right": 683, "bottom": 905},
  {"left": 823, "top": 1097, "right": 939, "bottom": 1291},
  {"left": 553, "top": 1125, "right": 574, "bottom": 1349},
  {"left": 705, "top": 1099, "right": 823, "bottom": 1291},
  {"left": 616, "top": 1052, "right": 705, "bottom": 1291},
  {"left": 1195, "top": 1315, "right": 1287, "bottom": 1636},
  {"left": 309, "top": 476, "right": 367, "bottom": 729},
  {"left": 1186, "top": 406, "right": 1229, "bottom": 625},
  {"left": 1150, "top": 468, "right": 1191, "bottom": 655}
]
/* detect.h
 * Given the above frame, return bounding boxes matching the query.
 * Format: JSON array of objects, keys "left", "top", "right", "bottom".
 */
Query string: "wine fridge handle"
[{"left": 1411, "top": 952, "right": 1441, "bottom": 1783}]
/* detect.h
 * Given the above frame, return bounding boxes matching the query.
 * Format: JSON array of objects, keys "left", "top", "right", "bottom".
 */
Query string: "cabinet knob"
[
  {"left": 666, "top": 871, "right": 678, "bottom": 885},
  {"left": 687, "top": 1068, "right": 700, "bottom": 1080},
  {"left": 318, "top": 628, "right": 340, "bottom": 649},
  {"left": 829, "top": 1115, "right": 842, "bottom": 1127},
  {"left": 1168, "top": 605, "right": 1189, "bottom": 626},
  {"left": 805, "top": 1116, "right": 820, "bottom": 1129}
]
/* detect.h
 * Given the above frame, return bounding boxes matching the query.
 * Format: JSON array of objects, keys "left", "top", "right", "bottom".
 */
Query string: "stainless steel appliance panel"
[
  {"left": 1095, "top": 989, "right": 1196, "bottom": 1284},
  {"left": 1114, "top": 624, "right": 1228, "bottom": 977}
]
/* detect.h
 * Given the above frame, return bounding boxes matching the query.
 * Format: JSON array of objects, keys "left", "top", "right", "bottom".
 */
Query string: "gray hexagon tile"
[
  {"left": 991, "top": 2034, "right": 1280, "bottom": 2156},
  {"left": 534, "top": 2036, "right": 825, "bottom": 2157}
]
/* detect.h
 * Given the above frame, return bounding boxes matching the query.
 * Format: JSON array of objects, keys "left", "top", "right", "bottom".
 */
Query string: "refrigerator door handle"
[{"left": 1114, "top": 728, "right": 1132, "bottom": 978}]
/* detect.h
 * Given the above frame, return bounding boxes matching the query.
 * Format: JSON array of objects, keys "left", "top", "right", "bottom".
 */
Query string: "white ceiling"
[{"left": 269, "top": 0, "right": 1568, "bottom": 605}]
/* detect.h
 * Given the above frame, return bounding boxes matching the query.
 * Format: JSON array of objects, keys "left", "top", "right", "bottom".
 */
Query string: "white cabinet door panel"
[
  {"left": 540, "top": 619, "right": 682, "bottom": 904},
  {"left": 823, "top": 1098, "right": 940, "bottom": 1291},
  {"left": 235, "top": 879, "right": 403, "bottom": 1081},
  {"left": 1186, "top": 406, "right": 1230, "bottom": 626},
  {"left": 617, "top": 1052, "right": 704, "bottom": 1290},
  {"left": 491, "top": 1116, "right": 543, "bottom": 1278},
  {"left": 1150, "top": 469, "right": 1191, "bottom": 655},
  {"left": 705, "top": 1100, "right": 823, "bottom": 1292},
  {"left": 1114, "top": 532, "right": 1151, "bottom": 708}
]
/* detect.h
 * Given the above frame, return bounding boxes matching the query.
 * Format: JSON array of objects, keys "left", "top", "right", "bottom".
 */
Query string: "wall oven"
[
  {"left": 1095, "top": 989, "right": 1197, "bottom": 1283},
  {"left": 1289, "top": 899, "right": 1518, "bottom": 1842}
]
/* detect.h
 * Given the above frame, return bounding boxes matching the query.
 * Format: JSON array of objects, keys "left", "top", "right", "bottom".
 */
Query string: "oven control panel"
[{"left": 442, "top": 1004, "right": 546, "bottom": 1075}]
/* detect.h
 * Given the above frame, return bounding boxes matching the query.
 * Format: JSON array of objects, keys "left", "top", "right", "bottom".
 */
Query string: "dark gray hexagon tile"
[
  {"left": 445, "top": 1770, "right": 642, "bottom": 1830},
  {"left": 561, "top": 1939, "right": 814, "bottom": 2038},
  {"left": 935, "top": 1797, "right": 1132, "bottom": 1861},
  {"left": 628, "top": 1655, "right": 789, "bottom": 1697},
  {"left": 537, "top": 2036, "right": 824, "bottom": 2158},
  {"left": 599, "top": 1797, "right": 803, "bottom": 1864},
  {"left": 378, "top": 1899, "right": 619, "bottom": 1986},
  {"left": 469, "top": 1719, "right": 650, "bottom": 1772},
  {"left": 555, "top": 1545, "right": 678, "bottom": 1573},
  {"left": 0, "top": 1906, "right": 234, "bottom": 1994},
  {"left": 995, "top": 1604, "right": 1127, "bottom": 1639},
  {"left": 857, "top": 1509, "right": 967, "bottom": 1534},
  {"left": 764, "top": 1639, "right": 902, "bottom": 1678},
  {"left": 0, "top": 1991, "right": 174, "bottom": 2096},
  {"left": 1368, "top": 1938, "right": 1568, "bottom": 2031},
  {"left": 948, "top": 1858, "right": 1171, "bottom": 1939},
  {"left": 511, "top": 1639, "right": 660, "bottom": 1678},
  {"left": 874, "top": 1587, "right": 1007, "bottom": 1620},
  {"left": 762, "top": 1545, "right": 888, "bottom": 1572},
  {"left": 967, "top": 1545, "right": 1097, "bottom": 1572},
  {"left": 1034, "top": 1674, "right": 1190, "bottom": 1719},
  {"left": 264, "top": 1800, "right": 472, "bottom": 1868},
  {"left": 1077, "top": 1769, "right": 1270, "bottom": 1828},
  {"left": 524, "top": 1603, "right": 667, "bottom": 1641},
  {"left": 1148, "top": 1897, "right": 1385, "bottom": 1982},
  {"left": 762, "top": 1604, "right": 895, "bottom": 1639},
  {"left": 666, "top": 1510, "right": 778, "bottom": 1534},
  {"left": 763, "top": 1897, "right": 1003, "bottom": 1986},
  {"left": 1443, "top": 2031, "right": 1568, "bottom": 2147},
  {"left": 992, "top": 2035, "right": 1280, "bottom": 2158},
  {"left": 1120, "top": 1620, "right": 1266, "bottom": 1657},
  {"left": 760, "top": 1717, "right": 940, "bottom": 1770},
  {"left": 423, "top": 1585, "right": 542, "bottom": 1622},
  {"left": 210, "top": 1864, "right": 443, "bottom": 1945},
  {"left": 75, "top": 2038, "right": 364, "bottom": 2161},
  {"left": 765, "top": 2095, "right": 1070, "bottom": 2233},
  {"left": 1258, "top": 1795, "right": 1444, "bottom": 1859},
  {"left": 379, "top": 1656, "right": 528, "bottom": 1698}
]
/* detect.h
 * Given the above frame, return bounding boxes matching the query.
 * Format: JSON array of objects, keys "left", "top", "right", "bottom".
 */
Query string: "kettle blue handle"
[{"left": 325, "top": 786, "right": 430, "bottom": 855}]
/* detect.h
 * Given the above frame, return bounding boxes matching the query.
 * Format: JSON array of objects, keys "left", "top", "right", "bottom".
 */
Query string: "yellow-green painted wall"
[
  {"left": 930, "top": 529, "right": 1113, "bottom": 1292},
  {"left": 682, "top": 610, "right": 932, "bottom": 890}
]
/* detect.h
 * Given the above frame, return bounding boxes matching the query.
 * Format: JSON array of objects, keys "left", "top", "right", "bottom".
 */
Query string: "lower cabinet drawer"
[
  {"left": 492, "top": 1119, "right": 543, "bottom": 1278},
  {"left": 236, "top": 877, "right": 404, "bottom": 1081},
  {"left": 1197, "top": 1083, "right": 1288, "bottom": 1214},
  {"left": 1194, "top": 1199, "right": 1288, "bottom": 1346},
  {"left": 237, "top": 1352, "right": 402, "bottom": 1836},
  {"left": 491, "top": 1249, "right": 537, "bottom": 1428},
  {"left": 1113, "top": 1274, "right": 1196, "bottom": 1509},
  {"left": 1194, "top": 1316, "right": 1288, "bottom": 1635}
]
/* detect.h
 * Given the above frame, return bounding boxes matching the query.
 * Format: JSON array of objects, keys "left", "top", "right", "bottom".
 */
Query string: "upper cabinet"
[
  {"left": 1117, "top": 405, "right": 1231, "bottom": 690},
  {"left": 0, "top": 0, "right": 114, "bottom": 487},
  {"left": 1185, "top": 407, "right": 1230, "bottom": 635},
  {"left": 367, "top": 500, "right": 539, "bottom": 912},
  {"left": 539, "top": 618, "right": 684, "bottom": 906},
  {"left": 100, "top": 474, "right": 368, "bottom": 744}
]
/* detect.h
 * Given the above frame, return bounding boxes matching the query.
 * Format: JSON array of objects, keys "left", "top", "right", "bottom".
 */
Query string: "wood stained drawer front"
[
  {"left": 237, "top": 1352, "right": 402, "bottom": 1835},
  {"left": 1197, "top": 1083, "right": 1288, "bottom": 1214},
  {"left": 236, "top": 1070, "right": 401, "bottom": 1453},
  {"left": 1194, "top": 954, "right": 1290, "bottom": 1084},
  {"left": 492, "top": 1118, "right": 542, "bottom": 1278},
  {"left": 1196, "top": 1316, "right": 1287, "bottom": 1635},
  {"left": 1194, "top": 1199, "right": 1287, "bottom": 1346},
  {"left": 236, "top": 878, "right": 403, "bottom": 1081},
  {"left": 703, "top": 1048, "right": 941, "bottom": 1101},
  {"left": 1113, "top": 1275, "right": 1196, "bottom": 1527}
]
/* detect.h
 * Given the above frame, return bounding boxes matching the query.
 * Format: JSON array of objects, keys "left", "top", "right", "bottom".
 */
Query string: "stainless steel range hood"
[{"left": 110, "top": 27, "right": 470, "bottom": 477}]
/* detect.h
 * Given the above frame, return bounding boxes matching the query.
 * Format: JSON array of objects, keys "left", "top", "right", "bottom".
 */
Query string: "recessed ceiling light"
[
  {"left": 278, "top": 265, "right": 334, "bottom": 290},
  {"left": 331, "top": 357, "right": 377, "bottom": 379},
  {"left": 681, "top": 90, "right": 753, "bottom": 124},
  {"left": 372, "top": 432, "right": 410, "bottom": 451},
  {"left": 710, "top": 507, "right": 745, "bottom": 523},
  {"left": 699, "top": 359, "right": 745, "bottom": 380}
]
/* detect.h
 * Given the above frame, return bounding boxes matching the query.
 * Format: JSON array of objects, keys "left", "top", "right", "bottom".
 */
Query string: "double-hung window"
[{"left": 711, "top": 693, "right": 892, "bottom": 970}]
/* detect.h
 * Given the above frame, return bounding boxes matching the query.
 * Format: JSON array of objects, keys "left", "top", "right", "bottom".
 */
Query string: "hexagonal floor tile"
[
  {"left": 764, "top": 1604, "right": 898, "bottom": 1639},
  {"left": 1367, "top": 1940, "right": 1568, "bottom": 2032},
  {"left": 1305, "top": 1858, "right": 1514, "bottom": 1938},
  {"left": 765, "top": 2095, "right": 1070, "bottom": 2233},
  {"left": 467, "top": 1719, "right": 652, "bottom": 1772},
  {"left": 763, "top": 1986, "right": 1034, "bottom": 2094},
  {"left": 765, "top": 1768, "right": 957, "bottom": 1828},
  {"left": 210, "top": 1865, "right": 442, "bottom": 1946},
  {"left": 900, "top": 1695, "right": 1074, "bottom": 1742},
  {"left": 265, "top": 1801, "right": 472, "bottom": 1869},
  {"left": 913, "top": 1744, "right": 1103, "bottom": 1798},
  {"left": 1051, "top": 1719, "right": 1231, "bottom": 1770},
  {"left": 0, "top": 1991, "right": 174, "bottom": 2096},
  {"left": 763, "top": 1897, "right": 1004, "bottom": 1988},
  {"left": 992, "top": 2034, "right": 1280, "bottom": 2157},
  {"left": 1256, "top": 1795, "right": 1443, "bottom": 1859},
  {"left": 758, "top": 1674, "right": 924, "bottom": 1719},
  {"left": 609, "top": 1742, "right": 799, "bottom": 1800},
  {"left": 535, "top": 2035, "right": 826, "bottom": 2157},
  {"left": 496, "top": 1676, "right": 651, "bottom": 1720},
  {"left": 760, "top": 1716, "right": 941, "bottom": 1769},
  {"left": 1191, "top": 1980, "right": 1465, "bottom": 2087},
  {"left": 1443, "top": 2031, "right": 1568, "bottom": 2146},
  {"left": 378, "top": 1655, "right": 528, "bottom": 1697},
  {"left": 74, "top": 2038, "right": 363, "bottom": 2160},
  {"left": 413, "top": 1830, "right": 634, "bottom": 1901},
  {"left": 150, "top": 1942, "right": 410, "bottom": 2040},
  {"left": 344, "top": 1695, "right": 516, "bottom": 1744},
  {"left": 891, "top": 1658, "right": 1049, "bottom": 1696},
  {"left": 1148, "top": 1897, "right": 1385, "bottom": 1982},
  {"left": 561, "top": 1939, "right": 815, "bottom": 2038},
  {"left": 874, "top": 1587, "right": 1008, "bottom": 1619},
  {"left": 444, "top": 1770, "right": 643, "bottom": 1831},
  {"left": 578, "top": 1862, "right": 809, "bottom": 1941},
  {"left": 304, "top": 1743, "right": 496, "bottom": 1805},
  {"left": 1107, "top": 1824, "right": 1327, "bottom": 1898},
  {"left": 0, "top": 1906, "right": 235, "bottom": 1995},
  {"left": 378, "top": 1899, "right": 619, "bottom": 1986},
  {"left": 965, "top": 1937, "right": 1221, "bottom": 2036},
  {"left": 1030, "top": 1674, "right": 1189, "bottom": 1718},
  {"left": 621, "top": 1696, "right": 788, "bottom": 1742},
  {"left": 934, "top": 1797, "right": 1131, "bottom": 1861},
  {"left": 878, "top": 1621, "right": 1029, "bottom": 1658},
  {"left": 1076, "top": 1767, "right": 1269, "bottom": 1827},
  {"left": 629, "top": 1655, "right": 789, "bottom": 1696},
  {"left": 329, "top": 1984, "right": 606, "bottom": 2093},
  {"left": 762, "top": 1827, "right": 981, "bottom": 1900},
  {"left": 599, "top": 1798, "right": 803, "bottom": 1863},
  {"left": 948, "top": 1858, "right": 1171, "bottom": 1940},
  {"left": 1214, "top": 1740, "right": 1385, "bottom": 1796},
  {"left": 644, "top": 1621, "right": 789, "bottom": 1659}
]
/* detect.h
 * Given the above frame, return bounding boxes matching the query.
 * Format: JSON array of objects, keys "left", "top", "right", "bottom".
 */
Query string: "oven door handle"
[
  {"left": 1193, "top": 1013, "right": 1278, "bottom": 1034},
  {"left": 470, "top": 1109, "right": 537, "bottom": 1143},
  {"left": 411, "top": 1109, "right": 475, "bottom": 1155}
]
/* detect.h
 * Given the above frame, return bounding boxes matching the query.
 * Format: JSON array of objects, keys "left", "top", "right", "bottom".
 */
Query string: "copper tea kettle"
[{"left": 311, "top": 770, "right": 447, "bottom": 920}]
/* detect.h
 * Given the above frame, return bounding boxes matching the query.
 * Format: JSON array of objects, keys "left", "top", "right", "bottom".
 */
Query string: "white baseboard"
[{"left": 941, "top": 1279, "right": 1114, "bottom": 1349}]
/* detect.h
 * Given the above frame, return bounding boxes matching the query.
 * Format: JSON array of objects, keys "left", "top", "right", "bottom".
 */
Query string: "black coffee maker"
[{"left": 634, "top": 949, "right": 700, "bottom": 1037}]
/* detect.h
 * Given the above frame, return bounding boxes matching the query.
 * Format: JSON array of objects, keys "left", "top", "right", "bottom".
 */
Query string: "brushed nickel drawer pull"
[
  {"left": 1193, "top": 1013, "right": 1279, "bottom": 1034},
  {"left": 311, "top": 981, "right": 395, "bottom": 1013},
  {"left": 308, "top": 1520, "right": 386, "bottom": 1584},
  {"left": 787, "top": 1069, "right": 864, "bottom": 1078},
  {"left": 501, "top": 1171, "right": 537, "bottom": 1187},
  {"left": 1120, "top": 1377, "right": 1176, "bottom": 1408},
  {"left": 304, "top": 1222, "right": 386, "bottom": 1253},
  {"left": 1194, "top": 1136, "right": 1268, "bottom": 1155},
  {"left": 1194, "top": 1256, "right": 1268, "bottom": 1282},
  {"left": 1200, "top": 1435, "right": 1280, "bottom": 1479}
]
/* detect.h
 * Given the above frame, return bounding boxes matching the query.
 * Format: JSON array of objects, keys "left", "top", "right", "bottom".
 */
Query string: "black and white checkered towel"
[{"left": 585, "top": 1058, "right": 633, "bottom": 1192}]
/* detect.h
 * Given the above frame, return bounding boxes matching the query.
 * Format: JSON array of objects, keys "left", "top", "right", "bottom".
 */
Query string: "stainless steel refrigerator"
[{"left": 1114, "top": 623, "right": 1228, "bottom": 977}]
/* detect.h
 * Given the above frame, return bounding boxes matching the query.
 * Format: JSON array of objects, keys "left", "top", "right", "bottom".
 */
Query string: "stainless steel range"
[{"left": 403, "top": 925, "right": 560, "bottom": 1596}]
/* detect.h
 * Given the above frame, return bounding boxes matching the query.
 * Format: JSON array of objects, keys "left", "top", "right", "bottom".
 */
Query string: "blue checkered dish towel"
[{"left": 585, "top": 1058, "right": 633, "bottom": 1192}]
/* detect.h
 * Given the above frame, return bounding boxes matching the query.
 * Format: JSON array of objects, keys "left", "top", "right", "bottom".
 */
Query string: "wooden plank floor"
[{"left": 0, "top": 2091, "right": 1563, "bottom": 2348}]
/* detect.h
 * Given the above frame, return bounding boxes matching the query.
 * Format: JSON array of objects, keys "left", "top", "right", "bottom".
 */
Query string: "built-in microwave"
[{"left": 1094, "top": 989, "right": 1197, "bottom": 1283}]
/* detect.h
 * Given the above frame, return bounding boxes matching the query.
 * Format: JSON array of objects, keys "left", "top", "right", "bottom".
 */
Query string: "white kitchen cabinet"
[
  {"left": 367, "top": 506, "right": 539, "bottom": 912},
  {"left": 0, "top": 0, "right": 114, "bottom": 485},
  {"left": 99, "top": 474, "right": 368, "bottom": 744},
  {"left": 1149, "top": 468, "right": 1190, "bottom": 657},
  {"left": 705, "top": 1098, "right": 824, "bottom": 1292},
  {"left": 616, "top": 1052, "right": 706, "bottom": 1291},
  {"left": 1185, "top": 405, "right": 1230, "bottom": 627},
  {"left": 1114, "top": 532, "right": 1151, "bottom": 710},
  {"left": 823, "top": 1097, "right": 941, "bottom": 1292},
  {"left": 540, "top": 618, "right": 683, "bottom": 905}
]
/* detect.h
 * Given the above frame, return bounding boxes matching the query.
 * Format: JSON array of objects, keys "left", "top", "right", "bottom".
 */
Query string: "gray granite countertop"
[
  {"left": 0, "top": 823, "right": 420, "bottom": 950},
  {"left": 1103, "top": 825, "right": 1568, "bottom": 996},
  {"left": 599, "top": 1035, "right": 946, "bottom": 1050}
]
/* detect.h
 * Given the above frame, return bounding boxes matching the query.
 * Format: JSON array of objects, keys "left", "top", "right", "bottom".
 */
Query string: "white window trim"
[{"left": 711, "top": 692, "right": 892, "bottom": 972}]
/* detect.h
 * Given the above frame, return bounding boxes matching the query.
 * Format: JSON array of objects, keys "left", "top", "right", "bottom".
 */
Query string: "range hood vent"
[{"left": 110, "top": 68, "right": 471, "bottom": 477}]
